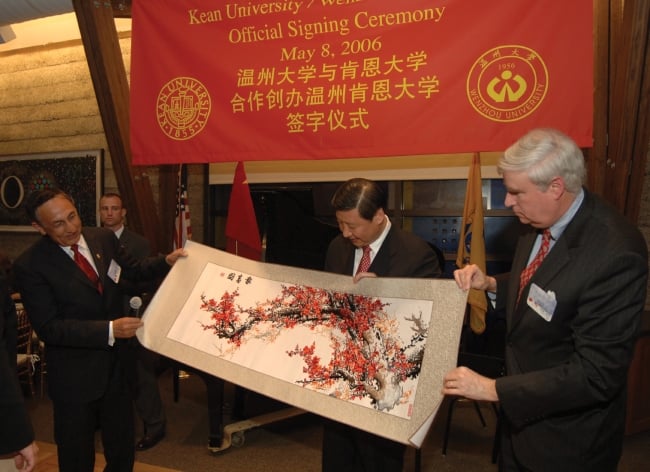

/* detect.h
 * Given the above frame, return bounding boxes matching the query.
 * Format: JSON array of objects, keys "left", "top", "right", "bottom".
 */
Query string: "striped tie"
[{"left": 518, "top": 229, "right": 551, "bottom": 302}]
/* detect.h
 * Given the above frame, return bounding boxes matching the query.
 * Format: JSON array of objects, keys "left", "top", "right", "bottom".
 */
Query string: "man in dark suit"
[
  {"left": 13, "top": 188, "right": 186, "bottom": 471},
  {"left": 445, "top": 128, "right": 648, "bottom": 471},
  {"left": 1, "top": 269, "right": 38, "bottom": 472},
  {"left": 99, "top": 192, "right": 166, "bottom": 451},
  {"left": 322, "top": 178, "right": 441, "bottom": 472}
]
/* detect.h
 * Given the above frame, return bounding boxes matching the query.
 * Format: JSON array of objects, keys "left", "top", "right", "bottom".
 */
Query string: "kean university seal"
[{"left": 157, "top": 77, "right": 211, "bottom": 140}]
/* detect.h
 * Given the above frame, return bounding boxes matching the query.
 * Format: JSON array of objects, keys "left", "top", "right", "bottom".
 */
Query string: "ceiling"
[
  {"left": 0, "top": 0, "right": 131, "bottom": 26},
  {"left": 0, "top": 0, "right": 131, "bottom": 49},
  {"left": 0, "top": 0, "right": 73, "bottom": 27}
]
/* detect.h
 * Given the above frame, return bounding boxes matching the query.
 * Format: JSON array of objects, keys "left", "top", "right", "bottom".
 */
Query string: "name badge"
[
  {"left": 527, "top": 283, "right": 556, "bottom": 322},
  {"left": 107, "top": 259, "right": 122, "bottom": 284}
]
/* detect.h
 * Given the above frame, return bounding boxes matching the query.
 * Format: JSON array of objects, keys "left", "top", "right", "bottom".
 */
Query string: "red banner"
[{"left": 130, "top": 0, "right": 593, "bottom": 165}]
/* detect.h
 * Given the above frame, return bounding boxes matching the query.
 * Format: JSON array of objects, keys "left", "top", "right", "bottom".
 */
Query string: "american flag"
[{"left": 174, "top": 164, "right": 192, "bottom": 250}]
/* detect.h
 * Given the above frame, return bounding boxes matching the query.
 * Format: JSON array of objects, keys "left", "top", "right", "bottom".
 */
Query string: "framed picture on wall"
[{"left": 0, "top": 150, "right": 103, "bottom": 231}]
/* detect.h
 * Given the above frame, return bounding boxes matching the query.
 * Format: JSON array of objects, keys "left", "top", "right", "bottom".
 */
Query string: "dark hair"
[
  {"left": 330, "top": 178, "right": 387, "bottom": 221},
  {"left": 25, "top": 188, "right": 75, "bottom": 223}
]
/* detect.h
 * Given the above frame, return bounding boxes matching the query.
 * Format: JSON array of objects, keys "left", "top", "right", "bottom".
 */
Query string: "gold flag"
[{"left": 456, "top": 153, "right": 488, "bottom": 334}]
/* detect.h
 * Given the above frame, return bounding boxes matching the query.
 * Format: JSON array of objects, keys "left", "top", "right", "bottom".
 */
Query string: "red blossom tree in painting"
[{"left": 200, "top": 284, "right": 428, "bottom": 411}]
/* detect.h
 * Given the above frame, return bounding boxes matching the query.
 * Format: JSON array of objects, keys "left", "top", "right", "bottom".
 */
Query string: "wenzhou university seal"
[
  {"left": 466, "top": 45, "right": 548, "bottom": 123},
  {"left": 157, "top": 77, "right": 211, "bottom": 140}
]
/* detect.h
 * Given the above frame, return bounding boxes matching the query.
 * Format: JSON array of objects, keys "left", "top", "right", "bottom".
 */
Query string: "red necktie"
[
  {"left": 356, "top": 246, "right": 372, "bottom": 275},
  {"left": 518, "top": 229, "right": 551, "bottom": 302},
  {"left": 72, "top": 244, "right": 103, "bottom": 293}
]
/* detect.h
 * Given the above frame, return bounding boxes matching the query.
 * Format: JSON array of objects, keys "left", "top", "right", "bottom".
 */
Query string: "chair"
[
  {"left": 441, "top": 352, "right": 504, "bottom": 463},
  {"left": 15, "top": 303, "right": 38, "bottom": 397},
  {"left": 412, "top": 351, "right": 504, "bottom": 471}
]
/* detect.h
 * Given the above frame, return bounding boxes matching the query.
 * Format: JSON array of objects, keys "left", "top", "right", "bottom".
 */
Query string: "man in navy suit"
[
  {"left": 99, "top": 192, "right": 167, "bottom": 451},
  {"left": 445, "top": 128, "right": 648, "bottom": 471},
  {"left": 14, "top": 188, "right": 186, "bottom": 471},
  {"left": 322, "top": 178, "right": 441, "bottom": 472}
]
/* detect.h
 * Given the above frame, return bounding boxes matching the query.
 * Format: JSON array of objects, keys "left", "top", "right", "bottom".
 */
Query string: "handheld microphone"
[{"left": 129, "top": 296, "right": 143, "bottom": 318}]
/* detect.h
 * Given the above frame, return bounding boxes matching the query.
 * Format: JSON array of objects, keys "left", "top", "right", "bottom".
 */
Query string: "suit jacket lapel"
[
  {"left": 509, "top": 238, "right": 571, "bottom": 332},
  {"left": 507, "top": 229, "right": 536, "bottom": 327},
  {"left": 368, "top": 225, "right": 395, "bottom": 277},
  {"left": 508, "top": 190, "right": 591, "bottom": 332},
  {"left": 342, "top": 243, "right": 356, "bottom": 275},
  {"left": 40, "top": 236, "right": 96, "bottom": 290}
]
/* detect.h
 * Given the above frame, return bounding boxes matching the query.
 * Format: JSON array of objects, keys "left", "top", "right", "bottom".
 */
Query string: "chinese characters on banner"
[{"left": 130, "top": 0, "right": 593, "bottom": 165}]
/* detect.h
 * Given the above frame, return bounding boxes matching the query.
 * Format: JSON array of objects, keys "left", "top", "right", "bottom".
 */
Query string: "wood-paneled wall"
[{"left": 0, "top": 35, "right": 204, "bottom": 261}]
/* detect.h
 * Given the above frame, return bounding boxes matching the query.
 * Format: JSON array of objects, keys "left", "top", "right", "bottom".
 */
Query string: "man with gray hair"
[{"left": 445, "top": 128, "right": 648, "bottom": 470}]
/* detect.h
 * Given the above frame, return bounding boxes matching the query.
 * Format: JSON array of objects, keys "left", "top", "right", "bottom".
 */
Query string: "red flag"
[
  {"left": 456, "top": 153, "right": 487, "bottom": 334},
  {"left": 173, "top": 164, "right": 192, "bottom": 250},
  {"left": 225, "top": 162, "right": 262, "bottom": 261}
]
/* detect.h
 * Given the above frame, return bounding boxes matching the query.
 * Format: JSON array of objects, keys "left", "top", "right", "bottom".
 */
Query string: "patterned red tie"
[
  {"left": 518, "top": 229, "right": 552, "bottom": 302},
  {"left": 72, "top": 244, "right": 103, "bottom": 293},
  {"left": 356, "top": 246, "right": 372, "bottom": 275}
]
